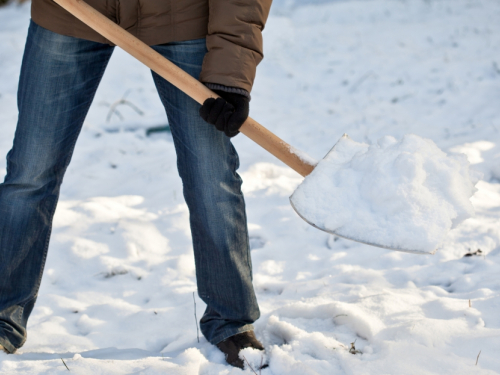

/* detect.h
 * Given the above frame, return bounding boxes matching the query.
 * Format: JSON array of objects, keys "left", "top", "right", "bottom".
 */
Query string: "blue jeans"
[{"left": 0, "top": 21, "right": 259, "bottom": 353}]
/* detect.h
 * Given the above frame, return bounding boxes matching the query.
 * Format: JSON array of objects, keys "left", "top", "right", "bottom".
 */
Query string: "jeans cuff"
[
  {"left": 211, "top": 324, "right": 254, "bottom": 345},
  {"left": 0, "top": 336, "right": 17, "bottom": 354}
]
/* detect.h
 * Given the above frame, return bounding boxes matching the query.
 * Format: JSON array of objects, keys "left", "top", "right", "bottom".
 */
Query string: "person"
[{"left": 0, "top": 0, "right": 272, "bottom": 369}]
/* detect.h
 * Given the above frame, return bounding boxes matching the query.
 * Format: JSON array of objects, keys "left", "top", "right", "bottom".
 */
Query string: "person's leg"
[
  {"left": 151, "top": 39, "right": 260, "bottom": 345},
  {"left": 0, "top": 21, "right": 114, "bottom": 353}
]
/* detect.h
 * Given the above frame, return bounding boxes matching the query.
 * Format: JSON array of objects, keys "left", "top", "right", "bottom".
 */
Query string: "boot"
[{"left": 216, "top": 330, "right": 266, "bottom": 369}]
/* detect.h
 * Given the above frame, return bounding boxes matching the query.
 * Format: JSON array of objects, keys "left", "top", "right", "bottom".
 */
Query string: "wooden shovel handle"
[{"left": 53, "top": 0, "right": 316, "bottom": 177}]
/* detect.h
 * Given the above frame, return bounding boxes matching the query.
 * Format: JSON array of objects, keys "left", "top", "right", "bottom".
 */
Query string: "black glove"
[{"left": 199, "top": 90, "right": 249, "bottom": 138}]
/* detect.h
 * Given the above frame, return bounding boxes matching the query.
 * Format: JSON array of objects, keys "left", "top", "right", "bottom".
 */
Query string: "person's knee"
[
  {"left": 4, "top": 150, "right": 63, "bottom": 194},
  {"left": 179, "top": 145, "right": 242, "bottom": 193}
]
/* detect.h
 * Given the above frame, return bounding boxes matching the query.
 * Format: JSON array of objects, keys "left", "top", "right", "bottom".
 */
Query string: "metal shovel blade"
[{"left": 289, "top": 134, "right": 436, "bottom": 255}]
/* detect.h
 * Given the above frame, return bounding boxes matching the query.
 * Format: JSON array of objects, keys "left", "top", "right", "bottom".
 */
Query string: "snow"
[
  {"left": 291, "top": 134, "right": 478, "bottom": 254},
  {"left": 1, "top": 0, "right": 500, "bottom": 374},
  {"left": 287, "top": 144, "right": 318, "bottom": 167}
]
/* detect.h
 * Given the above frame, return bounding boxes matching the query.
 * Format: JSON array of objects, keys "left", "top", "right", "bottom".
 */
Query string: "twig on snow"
[
  {"left": 348, "top": 71, "right": 374, "bottom": 93},
  {"left": 242, "top": 355, "right": 259, "bottom": 375},
  {"left": 60, "top": 358, "right": 70, "bottom": 371},
  {"left": 464, "top": 249, "right": 483, "bottom": 257},
  {"left": 106, "top": 99, "right": 144, "bottom": 123},
  {"left": 334, "top": 314, "right": 348, "bottom": 319},
  {"left": 349, "top": 339, "right": 362, "bottom": 355},
  {"left": 105, "top": 91, "right": 144, "bottom": 123},
  {"left": 193, "top": 292, "right": 200, "bottom": 343}
]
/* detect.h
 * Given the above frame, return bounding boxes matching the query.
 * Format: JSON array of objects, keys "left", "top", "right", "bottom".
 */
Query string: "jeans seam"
[{"left": 229, "top": 142, "right": 252, "bottom": 273}]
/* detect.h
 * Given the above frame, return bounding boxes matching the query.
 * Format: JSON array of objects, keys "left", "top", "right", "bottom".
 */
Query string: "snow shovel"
[{"left": 53, "top": 0, "right": 432, "bottom": 254}]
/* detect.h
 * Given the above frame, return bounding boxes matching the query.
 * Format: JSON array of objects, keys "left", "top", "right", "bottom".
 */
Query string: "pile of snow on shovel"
[{"left": 291, "top": 134, "right": 479, "bottom": 254}]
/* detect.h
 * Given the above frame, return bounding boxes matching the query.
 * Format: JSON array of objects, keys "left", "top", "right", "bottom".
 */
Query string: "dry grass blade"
[
  {"left": 61, "top": 358, "right": 70, "bottom": 371},
  {"left": 193, "top": 292, "right": 200, "bottom": 343},
  {"left": 106, "top": 99, "right": 144, "bottom": 123},
  {"left": 349, "top": 339, "right": 362, "bottom": 355},
  {"left": 242, "top": 355, "right": 258, "bottom": 375}
]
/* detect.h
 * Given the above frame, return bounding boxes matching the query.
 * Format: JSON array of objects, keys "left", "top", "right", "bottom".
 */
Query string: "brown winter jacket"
[{"left": 31, "top": 0, "right": 272, "bottom": 92}]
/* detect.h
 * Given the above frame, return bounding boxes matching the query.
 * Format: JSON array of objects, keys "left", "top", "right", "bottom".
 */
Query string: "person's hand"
[{"left": 199, "top": 90, "right": 249, "bottom": 138}]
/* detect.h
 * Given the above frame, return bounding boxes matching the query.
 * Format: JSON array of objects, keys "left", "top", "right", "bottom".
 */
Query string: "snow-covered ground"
[{"left": 1, "top": 0, "right": 500, "bottom": 373}]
